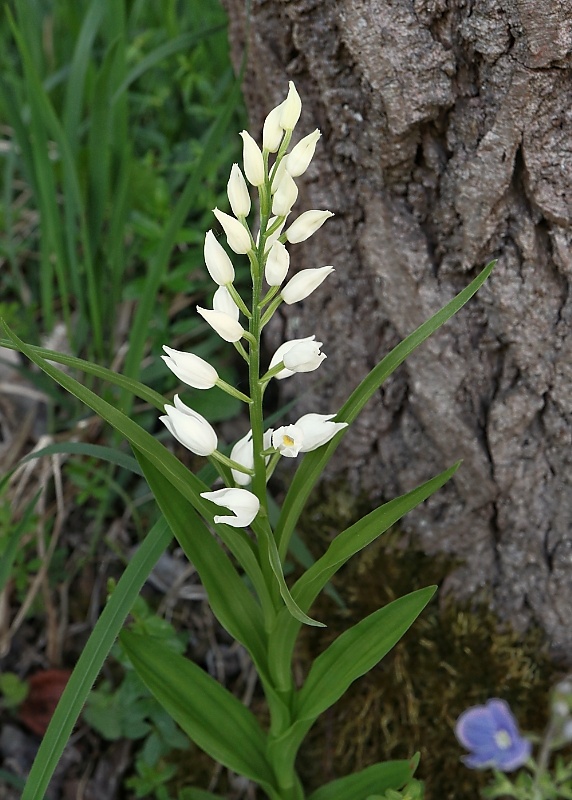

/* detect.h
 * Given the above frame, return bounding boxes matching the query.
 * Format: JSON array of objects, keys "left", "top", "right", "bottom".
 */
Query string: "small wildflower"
[
  {"left": 455, "top": 699, "right": 531, "bottom": 772},
  {"left": 240, "top": 131, "right": 265, "bottom": 187},
  {"left": 265, "top": 241, "right": 290, "bottom": 286},
  {"left": 280, "top": 81, "right": 302, "bottom": 131},
  {"left": 196, "top": 306, "right": 244, "bottom": 343}
]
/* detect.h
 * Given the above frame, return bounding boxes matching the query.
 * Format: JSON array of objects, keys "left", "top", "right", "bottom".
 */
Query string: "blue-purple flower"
[{"left": 455, "top": 699, "right": 531, "bottom": 771}]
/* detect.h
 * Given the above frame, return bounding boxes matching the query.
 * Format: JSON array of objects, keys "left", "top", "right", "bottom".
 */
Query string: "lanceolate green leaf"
[
  {"left": 267, "top": 588, "right": 435, "bottom": 776},
  {"left": 21, "top": 517, "right": 172, "bottom": 800},
  {"left": 134, "top": 449, "right": 270, "bottom": 671},
  {"left": 307, "top": 760, "right": 415, "bottom": 800},
  {"left": 276, "top": 260, "right": 495, "bottom": 559},
  {"left": 121, "top": 631, "right": 278, "bottom": 797},
  {"left": 295, "top": 587, "right": 436, "bottom": 723},
  {"left": 267, "top": 464, "right": 458, "bottom": 688}
]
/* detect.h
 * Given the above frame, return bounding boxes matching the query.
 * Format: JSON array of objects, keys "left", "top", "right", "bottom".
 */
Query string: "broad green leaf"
[
  {"left": 267, "top": 588, "right": 435, "bottom": 774},
  {"left": 267, "top": 465, "right": 457, "bottom": 688},
  {"left": 121, "top": 630, "right": 277, "bottom": 796},
  {"left": 295, "top": 587, "right": 435, "bottom": 723},
  {"left": 22, "top": 517, "right": 172, "bottom": 800},
  {"left": 307, "top": 759, "right": 415, "bottom": 800},
  {"left": 134, "top": 449, "right": 269, "bottom": 672},
  {"left": 276, "top": 260, "right": 495, "bottom": 559}
]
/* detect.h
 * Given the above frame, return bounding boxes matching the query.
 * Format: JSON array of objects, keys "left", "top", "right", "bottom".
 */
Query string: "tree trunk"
[{"left": 222, "top": 0, "right": 572, "bottom": 658}]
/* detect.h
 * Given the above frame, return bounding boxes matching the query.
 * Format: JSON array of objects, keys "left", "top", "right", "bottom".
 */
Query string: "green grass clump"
[{"left": 0, "top": 0, "right": 246, "bottom": 385}]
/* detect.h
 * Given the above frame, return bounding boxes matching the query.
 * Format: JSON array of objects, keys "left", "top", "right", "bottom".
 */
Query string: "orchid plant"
[
  {"left": 455, "top": 684, "right": 572, "bottom": 799},
  {"left": 4, "top": 82, "right": 494, "bottom": 800}
]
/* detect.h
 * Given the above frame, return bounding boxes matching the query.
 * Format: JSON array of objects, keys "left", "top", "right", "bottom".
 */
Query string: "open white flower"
[
  {"left": 200, "top": 487, "right": 260, "bottom": 528},
  {"left": 286, "top": 129, "right": 321, "bottom": 177},
  {"left": 286, "top": 210, "right": 333, "bottom": 244},
  {"left": 294, "top": 413, "right": 347, "bottom": 451},
  {"left": 269, "top": 335, "right": 326, "bottom": 379},
  {"left": 213, "top": 208, "right": 252, "bottom": 254},
  {"left": 272, "top": 413, "right": 347, "bottom": 458},
  {"left": 204, "top": 230, "right": 235, "bottom": 285},
  {"left": 197, "top": 306, "right": 244, "bottom": 342},
  {"left": 272, "top": 425, "right": 303, "bottom": 457},
  {"left": 227, "top": 164, "right": 251, "bottom": 218},
  {"left": 162, "top": 346, "right": 218, "bottom": 390},
  {"left": 281, "top": 266, "right": 335, "bottom": 304},
  {"left": 160, "top": 395, "right": 217, "bottom": 456}
]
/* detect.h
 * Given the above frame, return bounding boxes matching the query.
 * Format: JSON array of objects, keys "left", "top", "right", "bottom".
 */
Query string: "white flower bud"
[
  {"left": 265, "top": 241, "right": 290, "bottom": 286},
  {"left": 269, "top": 335, "right": 326, "bottom": 379},
  {"left": 227, "top": 164, "right": 251, "bottom": 218},
  {"left": 286, "top": 129, "right": 321, "bottom": 177},
  {"left": 281, "top": 266, "right": 334, "bottom": 304},
  {"left": 213, "top": 208, "right": 252, "bottom": 254},
  {"left": 286, "top": 210, "right": 333, "bottom": 244},
  {"left": 263, "top": 102, "right": 285, "bottom": 152},
  {"left": 204, "top": 230, "right": 235, "bottom": 285},
  {"left": 161, "top": 346, "right": 218, "bottom": 390},
  {"left": 197, "top": 306, "right": 244, "bottom": 342},
  {"left": 295, "top": 413, "right": 347, "bottom": 451},
  {"left": 229, "top": 428, "right": 274, "bottom": 486},
  {"left": 160, "top": 395, "right": 217, "bottom": 456},
  {"left": 272, "top": 171, "right": 298, "bottom": 217},
  {"left": 280, "top": 81, "right": 302, "bottom": 131},
  {"left": 230, "top": 430, "right": 254, "bottom": 486},
  {"left": 240, "top": 131, "right": 265, "bottom": 187},
  {"left": 212, "top": 285, "right": 239, "bottom": 320},
  {"left": 272, "top": 425, "right": 303, "bottom": 457},
  {"left": 200, "top": 487, "right": 260, "bottom": 528}
]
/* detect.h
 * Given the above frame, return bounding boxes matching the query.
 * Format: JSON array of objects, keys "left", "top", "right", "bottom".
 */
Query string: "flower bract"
[
  {"left": 455, "top": 699, "right": 531, "bottom": 772},
  {"left": 200, "top": 487, "right": 260, "bottom": 528}
]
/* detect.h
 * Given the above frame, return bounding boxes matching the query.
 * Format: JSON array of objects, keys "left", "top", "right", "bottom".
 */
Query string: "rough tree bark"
[{"left": 221, "top": 0, "right": 572, "bottom": 658}]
